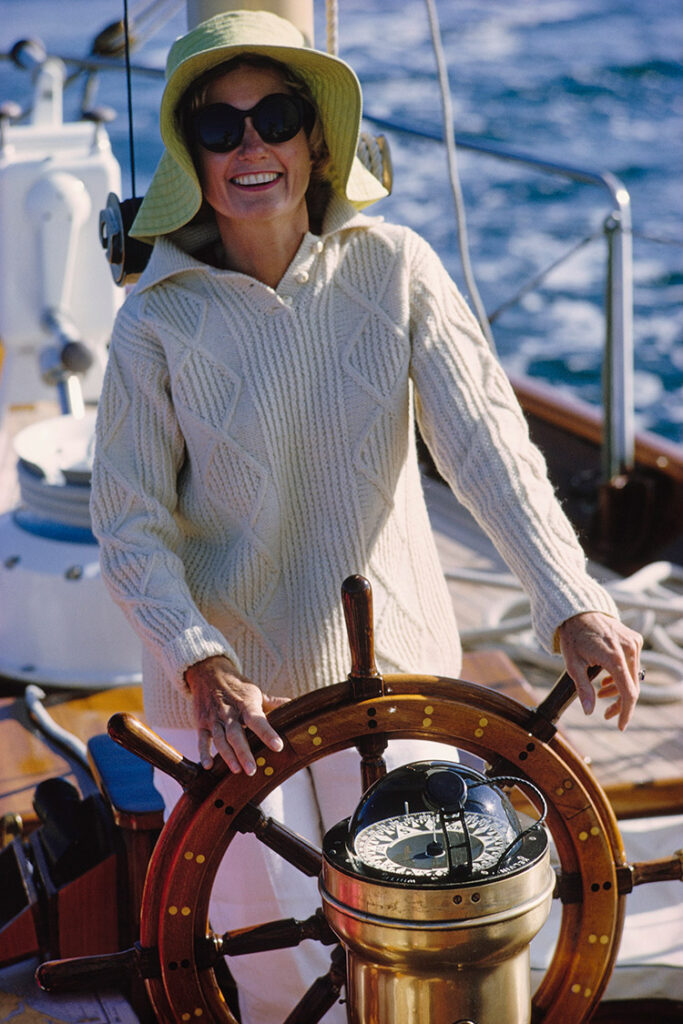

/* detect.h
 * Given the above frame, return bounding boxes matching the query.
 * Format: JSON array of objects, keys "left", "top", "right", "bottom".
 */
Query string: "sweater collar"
[
  {"left": 133, "top": 194, "right": 383, "bottom": 295},
  {"left": 320, "top": 193, "right": 381, "bottom": 235}
]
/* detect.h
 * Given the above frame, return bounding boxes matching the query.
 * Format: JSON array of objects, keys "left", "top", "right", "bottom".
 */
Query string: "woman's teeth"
[{"left": 232, "top": 172, "right": 280, "bottom": 186}]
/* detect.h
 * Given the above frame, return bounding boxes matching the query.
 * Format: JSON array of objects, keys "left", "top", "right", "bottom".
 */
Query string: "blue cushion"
[{"left": 88, "top": 733, "right": 165, "bottom": 816}]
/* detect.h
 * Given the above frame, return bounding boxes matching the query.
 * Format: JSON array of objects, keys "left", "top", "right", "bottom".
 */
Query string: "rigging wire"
[
  {"left": 424, "top": 0, "right": 497, "bottom": 351},
  {"left": 632, "top": 231, "right": 683, "bottom": 248},
  {"left": 487, "top": 231, "right": 602, "bottom": 324},
  {"left": 123, "top": 0, "right": 137, "bottom": 199}
]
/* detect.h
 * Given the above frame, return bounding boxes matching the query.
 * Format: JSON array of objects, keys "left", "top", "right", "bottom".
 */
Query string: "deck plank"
[{"left": 0, "top": 957, "right": 139, "bottom": 1024}]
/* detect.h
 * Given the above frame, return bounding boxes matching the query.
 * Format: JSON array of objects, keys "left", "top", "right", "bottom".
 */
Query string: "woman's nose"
[{"left": 238, "top": 118, "right": 267, "bottom": 153}]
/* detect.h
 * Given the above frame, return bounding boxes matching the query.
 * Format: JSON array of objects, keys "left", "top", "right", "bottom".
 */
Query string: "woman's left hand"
[{"left": 557, "top": 611, "right": 643, "bottom": 730}]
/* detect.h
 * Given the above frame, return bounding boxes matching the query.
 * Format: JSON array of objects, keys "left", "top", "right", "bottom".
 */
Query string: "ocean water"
[{"left": 2, "top": 0, "right": 682, "bottom": 443}]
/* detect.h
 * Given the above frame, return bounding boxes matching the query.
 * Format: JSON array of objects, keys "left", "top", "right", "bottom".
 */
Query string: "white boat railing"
[{"left": 365, "top": 114, "right": 636, "bottom": 483}]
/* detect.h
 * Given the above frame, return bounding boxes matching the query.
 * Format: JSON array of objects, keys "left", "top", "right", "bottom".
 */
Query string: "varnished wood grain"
[{"left": 0, "top": 687, "right": 143, "bottom": 826}]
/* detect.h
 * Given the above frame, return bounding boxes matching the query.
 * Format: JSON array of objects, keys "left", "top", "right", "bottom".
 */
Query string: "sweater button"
[
  {"left": 295, "top": 270, "right": 309, "bottom": 284},
  {"left": 313, "top": 240, "right": 323, "bottom": 253}
]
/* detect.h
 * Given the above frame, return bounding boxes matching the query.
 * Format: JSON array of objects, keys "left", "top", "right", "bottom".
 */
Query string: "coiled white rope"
[
  {"left": 449, "top": 561, "right": 683, "bottom": 703},
  {"left": 357, "top": 132, "right": 387, "bottom": 184}
]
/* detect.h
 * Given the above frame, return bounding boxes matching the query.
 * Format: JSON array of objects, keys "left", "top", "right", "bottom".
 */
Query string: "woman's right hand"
[{"left": 185, "top": 655, "right": 289, "bottom": 775}]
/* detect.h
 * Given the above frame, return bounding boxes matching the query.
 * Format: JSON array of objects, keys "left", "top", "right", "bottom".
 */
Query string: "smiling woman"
[{"left": 89, "top": 7, "right": 642, "bottom": 1023}]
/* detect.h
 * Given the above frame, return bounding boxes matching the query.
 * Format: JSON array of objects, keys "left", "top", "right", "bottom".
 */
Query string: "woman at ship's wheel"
[{"left": 89, "top": 9, "right": 642, "bottom": 1022}]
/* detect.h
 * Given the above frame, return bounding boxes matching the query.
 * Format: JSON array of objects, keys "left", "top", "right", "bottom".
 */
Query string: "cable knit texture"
[{"left": 90, "top": 195, "right": 617, "bottom": 729}]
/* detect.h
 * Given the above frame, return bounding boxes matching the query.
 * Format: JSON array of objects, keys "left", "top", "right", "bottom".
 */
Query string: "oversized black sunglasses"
[{"left": 191, "top": 93, "right": 315, "bottom": 153}]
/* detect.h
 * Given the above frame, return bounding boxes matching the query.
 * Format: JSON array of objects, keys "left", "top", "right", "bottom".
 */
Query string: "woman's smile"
[{"left": 230, "top": 170, "right": 282, "bottom": 188}]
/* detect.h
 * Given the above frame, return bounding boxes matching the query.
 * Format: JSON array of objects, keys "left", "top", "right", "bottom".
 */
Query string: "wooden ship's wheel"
[{"left": 36, "top": 576, "right": 680, "bottom": 1023}]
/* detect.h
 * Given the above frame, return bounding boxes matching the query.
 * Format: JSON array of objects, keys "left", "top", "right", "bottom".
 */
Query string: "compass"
[
  {"left": 324, "top": 760, "right": 547, "bottom": 887},
  {"left": 352, "top": 807, "right": 512, "bottom": 879}
]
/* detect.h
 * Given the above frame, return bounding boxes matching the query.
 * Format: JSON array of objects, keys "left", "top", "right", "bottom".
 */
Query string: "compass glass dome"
[{"left": 343, "top": 760, "right": 544, "bottom": 885}]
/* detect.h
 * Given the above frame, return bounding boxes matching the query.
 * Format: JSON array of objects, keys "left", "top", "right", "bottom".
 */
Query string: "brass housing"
[{"left": 321, "top": 843, "right": 555, "bottom": 1024}]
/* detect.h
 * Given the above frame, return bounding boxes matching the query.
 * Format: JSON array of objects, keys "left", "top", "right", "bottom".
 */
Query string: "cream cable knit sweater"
[{"left": 90, "top": 196, "right": 617, "bottom": 729}]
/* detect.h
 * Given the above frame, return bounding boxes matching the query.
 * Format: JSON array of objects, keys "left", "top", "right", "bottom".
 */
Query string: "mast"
[{"left": 186, "top": 0, "right": 315, "bottom": 44}]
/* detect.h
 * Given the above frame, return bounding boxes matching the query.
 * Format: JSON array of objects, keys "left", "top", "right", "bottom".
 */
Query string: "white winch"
[
  {"left": 0, "top": 411, "right": 142, "bottom": 687},
  {"left": 0, "top": 40, "right": 140, "bottom": 688}
]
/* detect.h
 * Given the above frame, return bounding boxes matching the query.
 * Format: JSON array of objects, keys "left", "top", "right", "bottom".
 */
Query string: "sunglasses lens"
[
  {"left": 193, "top": 95, "right": 310, "bottom": 153},
  {"left": 195, "top": 104, "right": 243, "bottom": 152},
  {"left": 253, "top": 94, "right": 303, "bottom": 144}
]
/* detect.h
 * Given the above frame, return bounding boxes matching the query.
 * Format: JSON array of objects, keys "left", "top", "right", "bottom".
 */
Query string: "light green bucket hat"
[{"left": 130, "top": 8, "right": 388, "bottom": 240}]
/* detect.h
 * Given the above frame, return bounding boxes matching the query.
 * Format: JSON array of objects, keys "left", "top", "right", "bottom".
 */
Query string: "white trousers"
[{"left": 153, "top": 728, "right": 460, "bottom": 1024}]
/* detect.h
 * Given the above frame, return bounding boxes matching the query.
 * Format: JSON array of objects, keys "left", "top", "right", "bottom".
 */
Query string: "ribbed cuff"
[
  {"left": 162, "top": 624, "right": 243, "bottom": 693},
  {"left": 533, "top": 581, "right": 619, "bottom": 654}
]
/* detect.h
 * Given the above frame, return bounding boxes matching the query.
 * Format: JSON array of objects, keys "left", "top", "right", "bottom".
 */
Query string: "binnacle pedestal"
[{"left": 320, "top": 760, "right": 555, "bottom": 1024}]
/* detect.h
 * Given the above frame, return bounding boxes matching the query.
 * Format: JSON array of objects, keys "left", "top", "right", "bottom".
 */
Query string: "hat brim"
[{"left": 130, "top": 10, "right": 387, "bottom": 240}]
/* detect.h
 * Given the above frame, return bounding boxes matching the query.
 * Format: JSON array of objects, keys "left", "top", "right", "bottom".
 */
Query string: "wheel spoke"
[
  {"left": 356, "top": 732, "right": 388, "bottom": 791},
  {"left": 342, "top": 574, "right": 384, "bottom": 700},
  {"left": 108, "top": 712, "right": 201, "bottom": 789},
  {"left": 487, "top": 666, "right": 599, "bottom": 774},
  {"left": 234, "top": 802, "right": 322, "bottom": 876},
  {"left": 282, "top": 945, "right": 346, "bottom": 1024},
  {"left": 628, "top": 855, "right": 683, "bottom": 888},
  {"left": 218, "top": 910, "right": 336, "bottom": 956},
  {"left": 527, "top": 666, "right": 601, "bottom": 739},
  {"left": 556, "top": 871, "right": 582, "bottom": 903},
  {"left": 36, "top": 943, "right": 160, "bottom": 992}
]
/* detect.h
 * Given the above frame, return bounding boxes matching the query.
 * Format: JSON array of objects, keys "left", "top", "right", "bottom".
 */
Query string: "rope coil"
[{"left": 449, "top": 561, "right": 683, "bottom": 703}]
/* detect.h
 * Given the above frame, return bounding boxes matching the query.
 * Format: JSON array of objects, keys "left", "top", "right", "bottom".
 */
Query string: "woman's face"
[{"left": 196, "top": 64, "right": 313, "bottom": 238}]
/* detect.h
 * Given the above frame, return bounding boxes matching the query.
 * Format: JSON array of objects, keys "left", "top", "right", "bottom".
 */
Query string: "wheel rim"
[{"left": 139, "top": 675, "right": 627, "bottom": 1024}]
